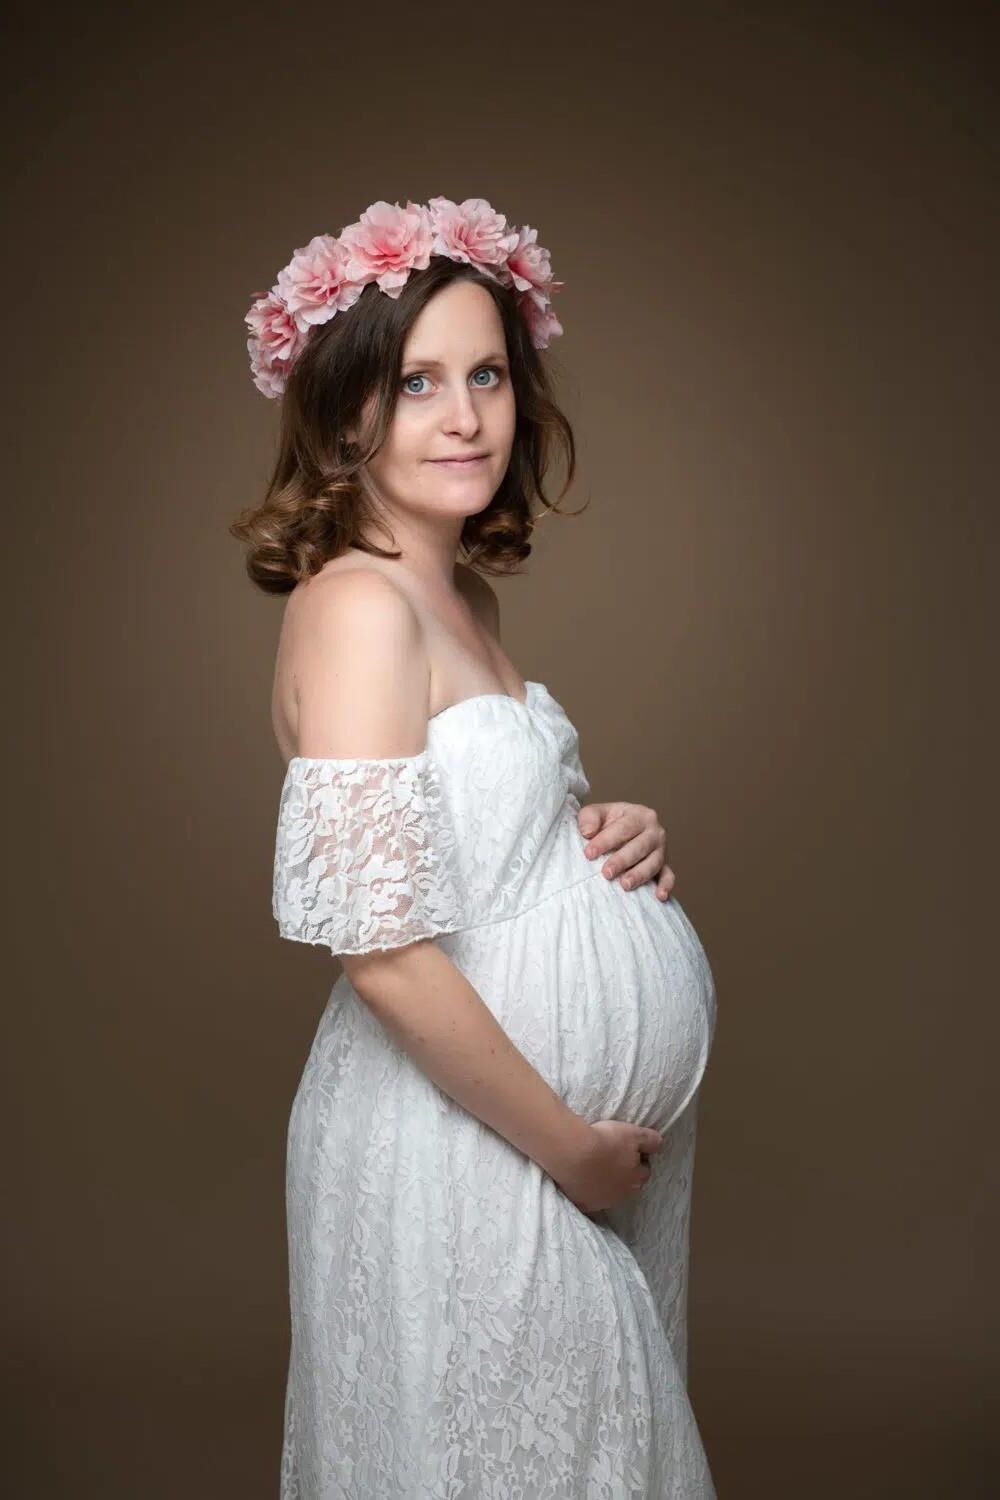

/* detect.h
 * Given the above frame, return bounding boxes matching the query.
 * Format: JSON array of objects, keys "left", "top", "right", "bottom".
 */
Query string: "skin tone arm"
[
  {"left": 293, "top": 570, "right": 663, "bottom": 1213},
  {"left": 346, "top": 937, "right": 597, "bottom": 1185}
]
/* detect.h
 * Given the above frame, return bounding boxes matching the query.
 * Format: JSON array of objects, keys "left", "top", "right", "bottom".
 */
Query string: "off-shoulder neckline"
[
  {"left": 285, "top": 681, "right": 547, "bottom": 770},
  {"left": 428, "top": 678, "right": 541, "bottom": 724}
]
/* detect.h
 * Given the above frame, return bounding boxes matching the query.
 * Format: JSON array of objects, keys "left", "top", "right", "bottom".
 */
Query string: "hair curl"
[{"left": 230, "top": 256, "right": 583, "bottom": 594}]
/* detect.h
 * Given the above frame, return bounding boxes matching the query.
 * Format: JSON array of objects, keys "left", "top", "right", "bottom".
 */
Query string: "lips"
[{"left": 430, "top": 455, "right": 488, "bottom": 464}]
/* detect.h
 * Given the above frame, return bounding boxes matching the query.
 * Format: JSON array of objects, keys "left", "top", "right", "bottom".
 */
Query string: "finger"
[
  {"left": 576, "top": 804, "right": 608, "bottom": 837},
  {"left": 598, "top": 829, "right": 658, "bottom": 874},
  {"left": 616, "top": 852, "right": 665, "bottom": 891},
  {"left": 599, "top": 831, "right": 661, "bottom": 882},
  {"left": 582, "top": 805, "right": 638, "bottom": 859},
  {"left": 655, "top": 865, "right": 676, "bottom": 901},
  {"left": 578, "top": 802, "right": 612, "bottom": 835}
]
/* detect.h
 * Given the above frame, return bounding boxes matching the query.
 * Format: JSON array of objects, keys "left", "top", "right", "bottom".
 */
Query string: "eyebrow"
[{"left": 400, "top": 350, "right": 508, "bottom": 371}]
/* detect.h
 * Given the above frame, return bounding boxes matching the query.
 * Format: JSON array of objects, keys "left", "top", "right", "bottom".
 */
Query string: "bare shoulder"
[
  {"left": 289, "top": 567, "right": 431, "bottom": 758},
  {"left": 294, "top": 563, "right": 421, "bottom": 640},
  {"left": 455, "top": 562, "right": 501, "bottom": 640}
]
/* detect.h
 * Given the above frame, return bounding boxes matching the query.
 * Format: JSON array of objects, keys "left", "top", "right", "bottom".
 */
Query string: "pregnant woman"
[{"left": 234, "top": 196, "right": 718, "bottom": 1497}]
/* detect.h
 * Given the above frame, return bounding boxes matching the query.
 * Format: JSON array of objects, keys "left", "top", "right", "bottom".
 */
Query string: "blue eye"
[{"left": 400, "top": 365, "right": 504, "bottom": 396}]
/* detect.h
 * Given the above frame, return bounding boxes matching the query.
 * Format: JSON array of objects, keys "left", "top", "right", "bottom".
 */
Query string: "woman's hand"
[
  {"left": 577, "top": 801, "right": 675, "bottom": 900},
  {"left": 550, "top": 1119, "right": 666, "bottom": 1216}
]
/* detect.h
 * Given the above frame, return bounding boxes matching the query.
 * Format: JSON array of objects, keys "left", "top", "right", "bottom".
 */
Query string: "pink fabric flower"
[
  {"left": 517, "top": 288, "right": 564, "bottom": 349},
  {"left": 245, "top": 289, "right": 305, "bottom": 396},
  {"left": 245, "top": 195, "right": 566, "bottom": 396},
  {"left": 505, "top": 224, "right": 563, "bottom": 299},
  {"left": 247, "top": 353, "right": 289, "bottom": 401},
  {"left": 276, "top": 234, "right": 364, "bottom": 330},
  {"left": 428, "top": 196, "right": 519, "bottom": 276},
  {"left": 339, "top": 200, "right": 433, "bottom": 298}
]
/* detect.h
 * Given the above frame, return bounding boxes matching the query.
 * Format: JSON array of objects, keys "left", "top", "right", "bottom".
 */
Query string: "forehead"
[{"left": 401, "top": 281, "right": 506, "bottom": 365}]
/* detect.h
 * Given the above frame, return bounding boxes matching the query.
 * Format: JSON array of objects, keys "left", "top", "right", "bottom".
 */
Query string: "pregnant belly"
[{"left": 442, "top": 875, "right": 717, "bottom": 1135}]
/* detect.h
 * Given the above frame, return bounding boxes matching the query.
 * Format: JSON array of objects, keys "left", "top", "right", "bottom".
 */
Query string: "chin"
[{"left": 423, "top": 472, "right": 497, "bottom": 495}]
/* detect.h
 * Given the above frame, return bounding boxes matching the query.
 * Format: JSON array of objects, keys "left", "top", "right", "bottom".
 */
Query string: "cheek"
[
  {"left": 371, "top": 416, "right": 423, "bottom": 476},
  {"left": 392, "top": 408, "right": 434, "bottom": 462},
  {"left": 493, "top": 390, "right": 517, "bottom": 444}
]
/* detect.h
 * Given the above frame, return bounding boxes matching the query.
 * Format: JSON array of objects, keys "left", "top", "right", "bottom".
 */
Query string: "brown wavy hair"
[{"left": 230, "top": 256, "right": 583, "bottom": 594}]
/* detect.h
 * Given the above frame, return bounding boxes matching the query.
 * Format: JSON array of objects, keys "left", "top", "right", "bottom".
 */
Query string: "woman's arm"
[{"left": 345, "top": 939, "right": 595, "bottom": 1181}]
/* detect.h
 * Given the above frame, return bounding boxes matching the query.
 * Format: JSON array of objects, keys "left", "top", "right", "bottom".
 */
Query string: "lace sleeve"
[{"left": 272, "top": 749, "right": 466, "bottom": 957}]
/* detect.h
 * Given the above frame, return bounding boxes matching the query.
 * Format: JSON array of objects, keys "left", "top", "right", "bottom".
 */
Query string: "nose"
[{"left": 441, "top": 380, "right": 481, "bottom": 439}]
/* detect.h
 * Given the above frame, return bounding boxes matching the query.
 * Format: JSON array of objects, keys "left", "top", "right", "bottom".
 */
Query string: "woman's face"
[{"left": 362, "top": 279, "right": 517, "bottom": 522}]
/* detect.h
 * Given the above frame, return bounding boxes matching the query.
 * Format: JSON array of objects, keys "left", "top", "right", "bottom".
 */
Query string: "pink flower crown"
[{"left": 244, "top": 195, "right": 564, "bottom": 400}]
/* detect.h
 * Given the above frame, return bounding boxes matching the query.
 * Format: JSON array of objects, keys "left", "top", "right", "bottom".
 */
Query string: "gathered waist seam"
[{"left": 444, "top": 864, "right": 609, "bottom": 939}]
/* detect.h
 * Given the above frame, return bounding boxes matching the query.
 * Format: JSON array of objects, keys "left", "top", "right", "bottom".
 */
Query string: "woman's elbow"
[{"left": 340, "top": 937, "right": 438, "bottom": 1003}]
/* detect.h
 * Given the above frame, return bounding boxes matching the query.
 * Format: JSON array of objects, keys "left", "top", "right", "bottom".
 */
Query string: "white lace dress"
[{"left": 271, "top": 680, "right": 718, "bottom": 1498}]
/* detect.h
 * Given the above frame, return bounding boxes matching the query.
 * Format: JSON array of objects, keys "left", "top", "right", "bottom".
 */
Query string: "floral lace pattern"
[
  {"left": 273, "top": 751, "right": 466, "bottom": 955},
  {"left": 273, "top": 685, "right": 718, "bottom": 1496}
]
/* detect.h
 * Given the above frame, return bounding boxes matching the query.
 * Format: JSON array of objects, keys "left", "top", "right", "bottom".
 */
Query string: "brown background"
[{"left": 4, "top": 3, "right": 995, "bottom": 1495}]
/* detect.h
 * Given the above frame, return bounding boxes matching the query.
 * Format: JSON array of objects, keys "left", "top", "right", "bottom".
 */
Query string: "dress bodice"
[{"left": 272, "top": 682, "right": 598, "bottom": 956}]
